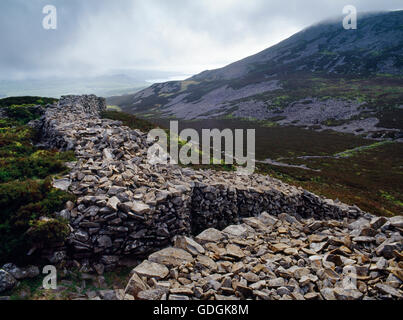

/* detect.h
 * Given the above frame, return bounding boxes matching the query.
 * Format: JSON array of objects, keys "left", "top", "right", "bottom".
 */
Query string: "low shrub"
[
  {"left": 0, "top": 99, "right": 74, "bottom": 265},
  {"left": 0, "top": 150, "right": 75, "bottom": 183},
  {"left": 0, "top": 178, "right": 74, "bottom": 264},
  {"left": 26, "top": 218, "right": 70, "bottom": 244},
  {"left": 0, "top": 96, "right": 57, "bottom": 108}
]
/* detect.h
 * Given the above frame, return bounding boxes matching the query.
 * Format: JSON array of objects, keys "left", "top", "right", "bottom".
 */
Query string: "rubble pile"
[{"left": 2, "top": 95, "right": 399, "bottom": 300}]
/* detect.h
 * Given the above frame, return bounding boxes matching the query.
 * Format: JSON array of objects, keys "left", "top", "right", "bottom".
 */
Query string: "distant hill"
[
  {"left": 109, "top": 11, "right": 403, "bottom": 140},
  {"left": 0, "top": 96, "right": 57, "bottom": 107},
  {"left": 0, "top": 70, "right": 187, "bottom": 98}
]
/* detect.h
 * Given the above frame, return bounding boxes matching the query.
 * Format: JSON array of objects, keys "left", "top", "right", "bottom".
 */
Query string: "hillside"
[
  {"left": 109, "top": 10, "right": 403, "bottom": 140},
  {"left": 0, "top": 95, "right": 401, "bottom": 301}
]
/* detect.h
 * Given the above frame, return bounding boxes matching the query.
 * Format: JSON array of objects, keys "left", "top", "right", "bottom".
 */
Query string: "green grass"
[
  {"left": 379, "top": 190, "right": 403, "bottom": 208},
  {"left": 320, "top": 50, "right": 337, "bottom": 56},
  {"left": 106, "top": 105, "right": 122, "bottom": 112}
]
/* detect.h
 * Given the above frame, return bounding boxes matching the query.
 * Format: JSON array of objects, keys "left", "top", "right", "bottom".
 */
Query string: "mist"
[{"left": 0, "top": 0, "right": 402, "bottom": 80}]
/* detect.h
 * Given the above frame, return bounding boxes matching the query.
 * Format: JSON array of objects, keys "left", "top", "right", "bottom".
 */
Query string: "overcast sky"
[{"left": 0, "top": 0, "right": 402, "bottom": 80}]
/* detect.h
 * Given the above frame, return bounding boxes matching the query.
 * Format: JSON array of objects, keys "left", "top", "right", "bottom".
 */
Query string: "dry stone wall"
[{"left": 32, "top": 95, "right": 368, "bottom": 270}]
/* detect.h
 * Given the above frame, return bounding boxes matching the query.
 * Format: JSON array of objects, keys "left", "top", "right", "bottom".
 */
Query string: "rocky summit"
[{"left": 1, "top": 95, "right": 401, "bottom": 300}]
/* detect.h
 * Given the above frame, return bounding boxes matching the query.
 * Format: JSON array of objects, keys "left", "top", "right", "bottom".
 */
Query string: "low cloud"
[{"left": 0, "top": 0, "right": 401, "bottom": 79}]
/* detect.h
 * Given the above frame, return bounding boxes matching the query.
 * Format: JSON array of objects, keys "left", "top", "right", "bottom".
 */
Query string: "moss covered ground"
[{"left": 0, "top": 97, "right": 75, "bottom": 265}]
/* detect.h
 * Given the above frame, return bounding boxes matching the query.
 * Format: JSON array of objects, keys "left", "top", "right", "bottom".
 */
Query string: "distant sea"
[{"left": 146, "top": 75, "right": 192, "bottom": 84}]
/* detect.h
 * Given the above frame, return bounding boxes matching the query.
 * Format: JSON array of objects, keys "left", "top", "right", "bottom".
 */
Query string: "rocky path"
[{"left": 257, "top": 158, "right": 321, "bottom": 172}]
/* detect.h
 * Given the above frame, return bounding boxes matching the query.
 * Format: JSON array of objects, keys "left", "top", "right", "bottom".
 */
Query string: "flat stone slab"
[
  {"left": 174, "top": 236, "right": 205, "bottom": 256},
  {"left": 148, "top": 248, "right": 193, "bottom": 267},
  {"left": 196, "top": 228, "right": 225, "bottom": 243},
  {"left": 134, "top": 261, "right": 169, "bottom": 280},
  {"left": 222, "top": 224, "right": 249, "bottom": 238},
  {"left": 390, "top": 216, "right": 403, "bottom": 228},
  {"left": 52, "top": 178, "right": 71, "bottom": 191}
]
